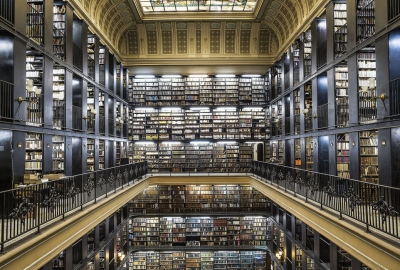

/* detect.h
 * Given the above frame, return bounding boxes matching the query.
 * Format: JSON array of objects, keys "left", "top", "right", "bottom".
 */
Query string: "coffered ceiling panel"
[{"left": 70, "top": 0, "right": 328, "bottom": 67}]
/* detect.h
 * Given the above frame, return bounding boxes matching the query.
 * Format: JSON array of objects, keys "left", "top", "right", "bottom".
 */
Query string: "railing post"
[
  {"left": 1, "top": 194, "right": 4, "bottom": 253},
  {"left": 81, "top": 176, "right": 84, "bottom": 211},
  {"left": 365, "top": 198, "right": 370, "bottom": 233}
]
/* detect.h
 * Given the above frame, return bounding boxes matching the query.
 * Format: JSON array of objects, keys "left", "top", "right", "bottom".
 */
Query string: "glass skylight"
[{"left": 139, "top": 0, "right": 258, "bottom": 13}]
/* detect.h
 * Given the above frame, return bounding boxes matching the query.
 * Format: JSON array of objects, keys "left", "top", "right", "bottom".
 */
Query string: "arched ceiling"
[{"left": 69, "top": 0, "right": 328, "bottom": 70}]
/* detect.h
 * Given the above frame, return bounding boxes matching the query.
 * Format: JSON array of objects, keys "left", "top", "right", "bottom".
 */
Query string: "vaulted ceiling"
[{"left": 69, "top": 0, "right": 328, "bottom": 72}]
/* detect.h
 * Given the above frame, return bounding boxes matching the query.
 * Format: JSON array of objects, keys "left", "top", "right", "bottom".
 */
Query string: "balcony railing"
[
  {"left": 0, "top": 80, "right": 13, "bottom": 120},
  {"left": 284, "top": 71, "right": 290, "bottom": 91},
  {"left": 389, "top": 77, "right": 400, "bottom": 117},
  {"left": 53, "top": 100, "right": 65, "bottom": 129},
  {"left": 72, "top": 105, "right": 82, "bottom": 130},
  {"left": 0, "top": 162, "right": 148, "bottom": 252},
  {"left": 73, "top": 43, "right": 83, "bottom": 71},
  {"left": 252, "top": 161, "right": 400, "bottom": 240},
  {"left": 317, "top": 103, "right": 328, "bottom": 129},
  {"left": 294, "top": 114, "right": 300, "bottom": 134},
  {"left": 0, "top": 0, "right": 14, "bottom": 24},
  {"left": 317, "top": 40, "right": 327, "bottom": 69},
  {"left": 336, "top": 97, "right": 349, "bottom": 127},
  {"left": 359, "top": 91, "right": 377, "bottom": 122},
  {"left": 99, "top": 115, "right": 105, "bottom": 135},
  {"left": 26, "top": 3, "right": 43, "bottom": 45},
  {"left": 388, "top": 0, "right": 400, "bottom": 22},
  {"left": 357, "top": 0, "right": 375, "bottom": 43}
]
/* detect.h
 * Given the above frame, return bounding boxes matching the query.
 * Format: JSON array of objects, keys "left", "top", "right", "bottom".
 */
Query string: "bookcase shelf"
[
  {"left": 335, "top": 65, "right": 349, "bottom": 127},
  {"left": 52, "top": 135, "right": 64, "bottom": 173},
  {"left": 334, "top": 3, "right": 348, "bottom": 58},
  {"left": 53, "top": 4, "right": 66, "bottom": 60},
  {"left": 25, "top": 133, "right": 42, "bottom": 176},
  {"left": 357, "top": 0, "right": 375, "bottom": 43},
  {"left": 27, "top": 0, "right": 44, "bottom": 45},
  {"left": 358, "top": 48, "right": 377, "bottom": 122},
  {"left": 306, "top": 137, "right": 314, "bottom": 171},
  {"left": 337, "top": 133, "right": 350, "bottom": 178},
  {"left": 359, "top": 130, "right": 378, "bottom": 185}
]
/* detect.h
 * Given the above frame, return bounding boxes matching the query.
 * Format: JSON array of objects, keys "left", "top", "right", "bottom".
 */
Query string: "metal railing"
[
  {"left": 317, "top": 103, "right": 328, "bottom": 129},
  {"left": 73, "top": 43, "right": 83, "bottom": 71},
  {"left": 0, "top": 0, "right": 14, "bottom": 24},
  {"left": 53, "top": 100, "right": 65, "bottom": 129},
  {"left": 88, "top": 55, "right": 95, "bottom": 80},
  {"left": 389, "top": 77, "right": 400, "bottom": 117},
  {"left": 86, "top": 114, "right": 95, "bottom": 133},
  {"left": 72, "top": 105, "right": 83, "bottom": 130},
  {"left": 293, "top": 67, "right": 299, "bottom": 86},
  {"left": 0, "top": 80, "right": 13, "bottom": 120},
  {"left": 99, "top": 115, "right": 105, "bottom": 135},
  {"left": 359, "top": 92, "right": 377, "bottom": 122},
  {"left": 26, "top": 92, "right": 43, "bottom": 125},
  {"left": 304, "top": 110, "right": 313, "bottom": 132},
  {"left": 317, "top": 40, "right": 327, "bottom": 69},
  {"left": 284, "top": 72, "right": 290, "bottom": 91},
  {"left": 334, "top": 24, "right": 348, "bottom": 58},
  {"left": 357, "top": 0, "right": 375, "bottom": 43},
  {"left": 0, "top": 162, "right": 147, "bottom": 252},
  {"left": 294, "top": 114, "right": 300, "bottom": 134},
  {"left": 252, "top": 161, "right": 400, "bottom": 240},
  {"left": 336, "top": 97, "right": 349, "bottom": 127},
  {"left": 285, "top": 116, "right": 290, "bottom": 135},
  {"left": 53, "top": 27, "right": 66, "bottom": 60},
  {"left": 26, "top": 3, "right": 43, "bottom": 45},
  {"left": 388, "top": 0, "right": 400, "bottom": 22}
]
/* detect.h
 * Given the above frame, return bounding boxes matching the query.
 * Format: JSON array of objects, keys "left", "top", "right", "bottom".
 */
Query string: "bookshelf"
[
  {"left": 160, "top": 252, "right": 173, "bottom": 270},
  {"left": 306, "top": 137, "right": 314, "bottom": 171},
  {"left": 53, "top": 66, "right": 65, "bottom": 129},
  {"left": 252, "top": 77, "right": 265, "bottom": 105},
  {"left": 98, "top": 140, "right": 105, "bottom": 170},
  {"left": 294, "top": 138, "right": 301, "bottom": 168},
  {"left": 185, "top": 77, "right": 200, "bottom": 105},
  {"left": 172, "top": 77, "right": 185, "bottom": 105},
  {"left": 358, "top": 48, "right": 377, "bottom": 122},
  {"left": 87, "top": 37, "right": 95, "bottom": 79},
  {"left": 25, "top": 133, "right": 42, "bottom": 177},
  {"left": 87, "top": 229, "right": 95, "bottom": 254},
  {"left": 335, "top": 65, "right": 349, "bottom": 127},
  {"left": 186, "top": 252, "right": 201, "bottom": 270},
  {"left": 52, "top": 135, "right": 64, "bottom": 173},
  {"left": 295, "top": 245, "right": 303, "bottom": 270},
  {"left": 146, "top": 78, "right": 160, "bottom": 106},
  {"left": 99, "top": 47, "right": 105, "bottom": 86},
  {"left": 337, "top": 247, "right": 352, "bottom": 269},
  {"left": 132, "top": 218, "right": 147, "bottom": 247},
  {"left": 27, "top": 0, "right": 44, "bottom": 44},
  {"left": 26, "top": 53, "right": 43, "bottom": 125},
  {"left": 337, "top": 133, "right": 350, "bottom": 178},
  {"left": 360, "top": 130, "right": 378, "bottom": 184},
  {"left": 147, "top": 217, "right": 159, "bottom": 247},
  {"left": 147, "top": 252, "right": 159, "bottom": 269},
  {"left": 87, "top": 85, "right": 95, "bottom": 133},
  {"left": 99, "top": 248, "right": 106, "bottom": 270},
  {"left": 357, "top": 0, "right": 375, "bottom": 43},
  {"left": 172, "top": 251, "right": 186, "bottom": 269},
  {"left": 303, "top": 31, "right": 312, "bottom": 78},
  {"left": 239, "top": 77, "right": 252, "bottom": 105},
  {"left": 334, "top": 3, "right": 348, "bottom": 58},
  {"left": 98, "top": 92, "right": 105, "bottom": 134},
  {"left": 131, "top": 251, "right": 146, "bottom": 269},
  {"left": 53, "top": 4, "right": 66, "bottom": 60},
  {"left": 172, "top": 217, "right": 186, "bottom": 246},
  {"left": 201, "top": 252, "right": 213, "bottom": 270},
  {"left": 294, "top": 89, "right": 300, "bottom": 134},
  {"left": 160, "top": 217, "right": 173, "bottom": 246},
  {"left": 293, "top": 42, "right": 300, "bottom": 85},
  {"left": 304, "top": 82, "right": 313, "bottom": 132}
]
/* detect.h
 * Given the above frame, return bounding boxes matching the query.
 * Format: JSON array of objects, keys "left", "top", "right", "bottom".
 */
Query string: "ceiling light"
[
  {"left": 216, "top": 74, "right": 236, "bottom": 77},
  {"left": 135, "top": 75, "right": 155, "bottom": 78},
  {"left": 162, "top": 75, "right": 182, "bottom": 78},
  {"left": 242, "top": 74, "right": 262, "bottom": 77},
  {"left": 188, "top": 74, "right": 208, "bottom": 78}
]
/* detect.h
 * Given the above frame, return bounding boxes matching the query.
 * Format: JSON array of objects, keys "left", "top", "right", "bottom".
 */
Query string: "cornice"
[{"left": 121, "top": 55, "right": 276, "bottom": 67}]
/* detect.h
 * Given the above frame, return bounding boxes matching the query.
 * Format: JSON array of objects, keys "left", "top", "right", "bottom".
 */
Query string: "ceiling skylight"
[{"left": 139, "top": 0, "right": 258, "bottom": 13}]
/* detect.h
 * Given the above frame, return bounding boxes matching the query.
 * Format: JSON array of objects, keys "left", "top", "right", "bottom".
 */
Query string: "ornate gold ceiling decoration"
[{"left": 69, "top": 0, "right": 328, "bottom": 67}]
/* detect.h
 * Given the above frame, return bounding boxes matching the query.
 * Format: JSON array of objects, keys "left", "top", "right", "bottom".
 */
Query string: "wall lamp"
[
  {"left": 359, "top": 78, "right": 386, "bottom": 109},
  {"left": 17, "top": 79, "right": 42, "bottom": 108},
  {"left": 275, "top": 248, "right": 284, "bottom": 261}
]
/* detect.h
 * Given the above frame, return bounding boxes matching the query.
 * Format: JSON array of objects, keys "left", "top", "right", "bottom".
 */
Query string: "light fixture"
[
  {"left": 17, "top": 79, "right": 42, "bottom": 107},
  {"left": 382, "top": 140, "right": 386, "bottom": 146},
  {"left": 214, "top": 107, "right": 237, "bottom": 111},
  {"left": 135, "top": 75, "right": 155, "bottom": 78},
  {"left": 188, "top": 74, "right": 208, "bottom": 78},
  {"left": 275, "top": 248, "right": 284, "bottom": 261},
  {"left": 217, "top": 141, "right": 237, "bottom": 144},
  {"left": 17, "top": 142, "right": 22, "bottom": 148},
  {"left": 352, "top": 141, "right": 355, "bottom": 146},
  {"left": 47, "top": 143, "right": 50, "bottom": 148},
  {"left": 162, "top": 75, "right": 181, "bottom": 78},
  {"left": 135, "top": 141, "right": 155, "bottom": 145},
  {"left": 161, "top": 107, "right": 181, "bottom": 111},
  {"left": 215, "top": 74, "right": 236, "bottom": 77},
  {"left": 242, "top": 74, "right": 262, "bottom": 77},
  {"left": 162, "top": 141, "right": 182, "bottom": 145}
]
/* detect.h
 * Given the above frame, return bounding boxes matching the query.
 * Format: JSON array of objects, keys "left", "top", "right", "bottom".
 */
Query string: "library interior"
[{"left": 0, "top": 0, "right": 400, "bottom": 269}]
